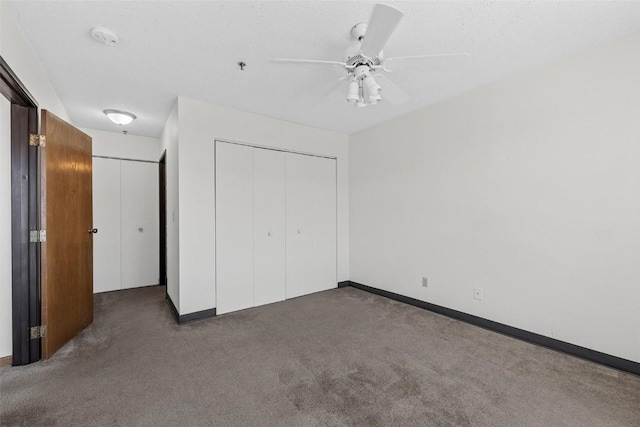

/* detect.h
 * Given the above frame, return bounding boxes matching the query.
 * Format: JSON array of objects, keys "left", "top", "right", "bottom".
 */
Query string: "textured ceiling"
[{"left": 6, "top": 1, "right": 640, "bottom": 138}]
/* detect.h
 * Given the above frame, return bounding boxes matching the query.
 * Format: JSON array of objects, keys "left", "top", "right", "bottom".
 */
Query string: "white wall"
[
  {"left": 82, "top": 128, "right": 160, "bottom": 162},
  {"left": 0, "top": 3, "right": 70, "bottom": 359},
  {"left": 0, "top": 0, "right": 3, "bottom": 49},
  {"left": 0, "top": 4, "right": 69, "bottom": 122},
  {"left": 0, "top": 96, "right": 12, "bottom": 358},
  {"left": 176, "top": 97, "right": 349, "bottom": 315},
  {"left": 349, "top": 33, "right": 640, "bottom": 362},
  {"left": 160, "top": 103, "right": 180, "bottom": 307}
]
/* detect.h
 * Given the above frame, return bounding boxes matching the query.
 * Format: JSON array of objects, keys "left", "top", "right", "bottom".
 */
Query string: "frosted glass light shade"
[
  {"left": 104, "top": 109, "right": 136, "bottom": 125},
  {"left": 346, "top": 80, "right": 360, "bottom": 103}
]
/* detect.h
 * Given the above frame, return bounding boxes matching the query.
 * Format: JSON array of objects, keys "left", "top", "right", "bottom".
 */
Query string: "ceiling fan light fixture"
[
  {"left": 363, "top": 74, "right": 381, "bottom": 96},
  {"left": 368, "top": 89, "right": 382, "bottom": 104},
  {"left": 346, "top": 79, "right": 360, "bottom": 103},
  {"left": 368, "top": 97, "right": 381, "bottom": 105},
  {"left": 357, "top": 79, "right": 367, "bottom": 107},
  {"left": 104, "top": 109, "right": 136, "bottom": 125}
]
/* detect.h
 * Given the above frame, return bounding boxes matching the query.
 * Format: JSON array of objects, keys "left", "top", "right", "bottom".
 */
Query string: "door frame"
[
  {"left": 0, "top": 55, "right": 41, "bottom": 365},
  {"left": 159, "top": 151, "right": 167, "bottom": 292}
]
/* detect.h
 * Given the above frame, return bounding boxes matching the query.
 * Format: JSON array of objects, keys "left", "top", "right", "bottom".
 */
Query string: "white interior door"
[
  {"left": 253, "top": 148, "right": 286, "bottom": 307},
  {"left": 121, "top": 160, "right": 159, "bottom": 289},
  {"left": 285, "top": 153, "right": 337, "bottom": 299},
  {"left": 216, "top": 142, "right": 254, "bottom": 314},
  {"left": 92, "top": 157, "right": 122, "bottom": 293}
]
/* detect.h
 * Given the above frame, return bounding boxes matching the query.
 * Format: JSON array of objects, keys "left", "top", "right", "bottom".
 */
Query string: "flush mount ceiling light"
[
  {"left": 103, "top": 109, "right": 136, "bottom": 125},
  {"left": 90, "top": 27, "right": 119, "bottom": 46}
]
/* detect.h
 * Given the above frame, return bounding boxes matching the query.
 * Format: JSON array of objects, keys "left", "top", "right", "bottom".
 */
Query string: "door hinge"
[
  {"left": 29, "top": 230, "right": 46, "bottom": 243},
  {"left": 30, "top": 325, "right": 47, "bottom": 339},
  {"left": 29, "top": 134, "right": 46, "bottom": 147}
]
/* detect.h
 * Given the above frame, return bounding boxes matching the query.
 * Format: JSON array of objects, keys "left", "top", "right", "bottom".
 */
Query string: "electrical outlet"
[
  {"left": 473, "top": 287, "right": 483, "bottom": 301},
  {"left": 422, "top": 277, "right": 428, "bottom": 288}
]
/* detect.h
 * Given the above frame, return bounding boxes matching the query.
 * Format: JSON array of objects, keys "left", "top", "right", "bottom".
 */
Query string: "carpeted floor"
[{"left": 1, "top": 285, "right": 639, "bottom": 426}]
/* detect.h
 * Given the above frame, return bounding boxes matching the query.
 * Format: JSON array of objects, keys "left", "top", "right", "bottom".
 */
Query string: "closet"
[
  {"left": 215, "top": 141, "right": 337, "bottom": 315},
  {"left": 93, "top": 157, "right": 159, "bottom": 293}
]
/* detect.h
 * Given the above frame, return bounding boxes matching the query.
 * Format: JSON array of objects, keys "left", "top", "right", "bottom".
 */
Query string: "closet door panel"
[
  {"left": 121, "top": 161, "right": 159, "bottom": 289},
  {"left": 216, "top": 142, "right": 254, "bottom": 314},
  {"left": 286, "top": 154, "right": 337, "bottom": 299},
  {"left": 253, "top": 148, "right": 286, "bottom": 307},
  {"left": 92, "top": 157, "right": 122, "bottom": 293}
]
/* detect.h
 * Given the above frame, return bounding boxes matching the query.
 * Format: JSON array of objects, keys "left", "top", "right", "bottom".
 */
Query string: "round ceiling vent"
[{"left": 90, "top": 27, "right": 119, "bottom": 46}]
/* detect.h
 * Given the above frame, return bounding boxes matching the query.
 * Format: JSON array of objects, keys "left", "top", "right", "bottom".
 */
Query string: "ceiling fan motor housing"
[
  {"left": 345, "top": 43, "right": 382, "bottom": 68},
  {"left": 346, "top": 22, "right": 383, "bottom": 67},
  {"left": 351, "top": 22, "right": 368, "bottom": 40}
]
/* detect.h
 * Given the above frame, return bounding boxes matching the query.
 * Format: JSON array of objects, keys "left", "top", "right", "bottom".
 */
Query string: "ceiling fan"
[{"left": 271, "top": 3, "right": 468, "bottom": 108}]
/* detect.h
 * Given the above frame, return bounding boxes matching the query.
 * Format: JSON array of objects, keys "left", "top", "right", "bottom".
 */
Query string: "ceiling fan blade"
[
  {"left": 270, "top": 58, "right": 347, "bottom": 68},
  {"left": 375, "top": 74, "right": 408, "bottom": 106},
  {"left": 360, "top": 4, "right": 405, "bottom": 59},
  {"left": 320, "top": 75, "right": 351, "bottom": 99},
  {"left": 322, "top": 74, "right": 351, "bottom": 98},
  {"left": 383, "top": 53, "right": 469, "bottom": 72}
]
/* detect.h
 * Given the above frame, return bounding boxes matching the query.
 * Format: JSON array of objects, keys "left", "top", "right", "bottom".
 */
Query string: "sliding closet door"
[
  {"left": 92, "top": 158, "right": 122, "bottom": 293},
  {"left": 285, "top": 153, "right": 337, "bottom": 299},
  {"left": 121, "top": 160, "right": 159, "bottom": 289},
  {"left": 216, "top": 142, "right": 254, "bottom": 314},
  {"left": 253, "top": 148, "right": 286, "bottom": 306}
]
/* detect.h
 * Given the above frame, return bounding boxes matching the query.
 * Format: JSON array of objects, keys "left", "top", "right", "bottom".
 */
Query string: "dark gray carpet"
[{"left": 1, "top": 286, "right": 639, "bottom": 426}]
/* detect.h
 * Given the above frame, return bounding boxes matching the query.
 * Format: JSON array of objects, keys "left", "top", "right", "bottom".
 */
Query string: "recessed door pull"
[
  {"left": 138, "top": 227, "right": 144, "bottom": 232},
  {"left": 267, "top": 231, "right": 272, "bottom": 237}
]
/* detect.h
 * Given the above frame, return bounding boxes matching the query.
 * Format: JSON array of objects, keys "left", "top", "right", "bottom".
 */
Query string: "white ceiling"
[{"left": 7, "top": 1, "right": 640, "bottom": 138}]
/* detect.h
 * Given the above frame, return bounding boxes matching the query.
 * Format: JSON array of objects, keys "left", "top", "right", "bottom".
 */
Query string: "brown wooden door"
[{"left": 40, "top": 110, "right": 93, "bottom": 359}]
